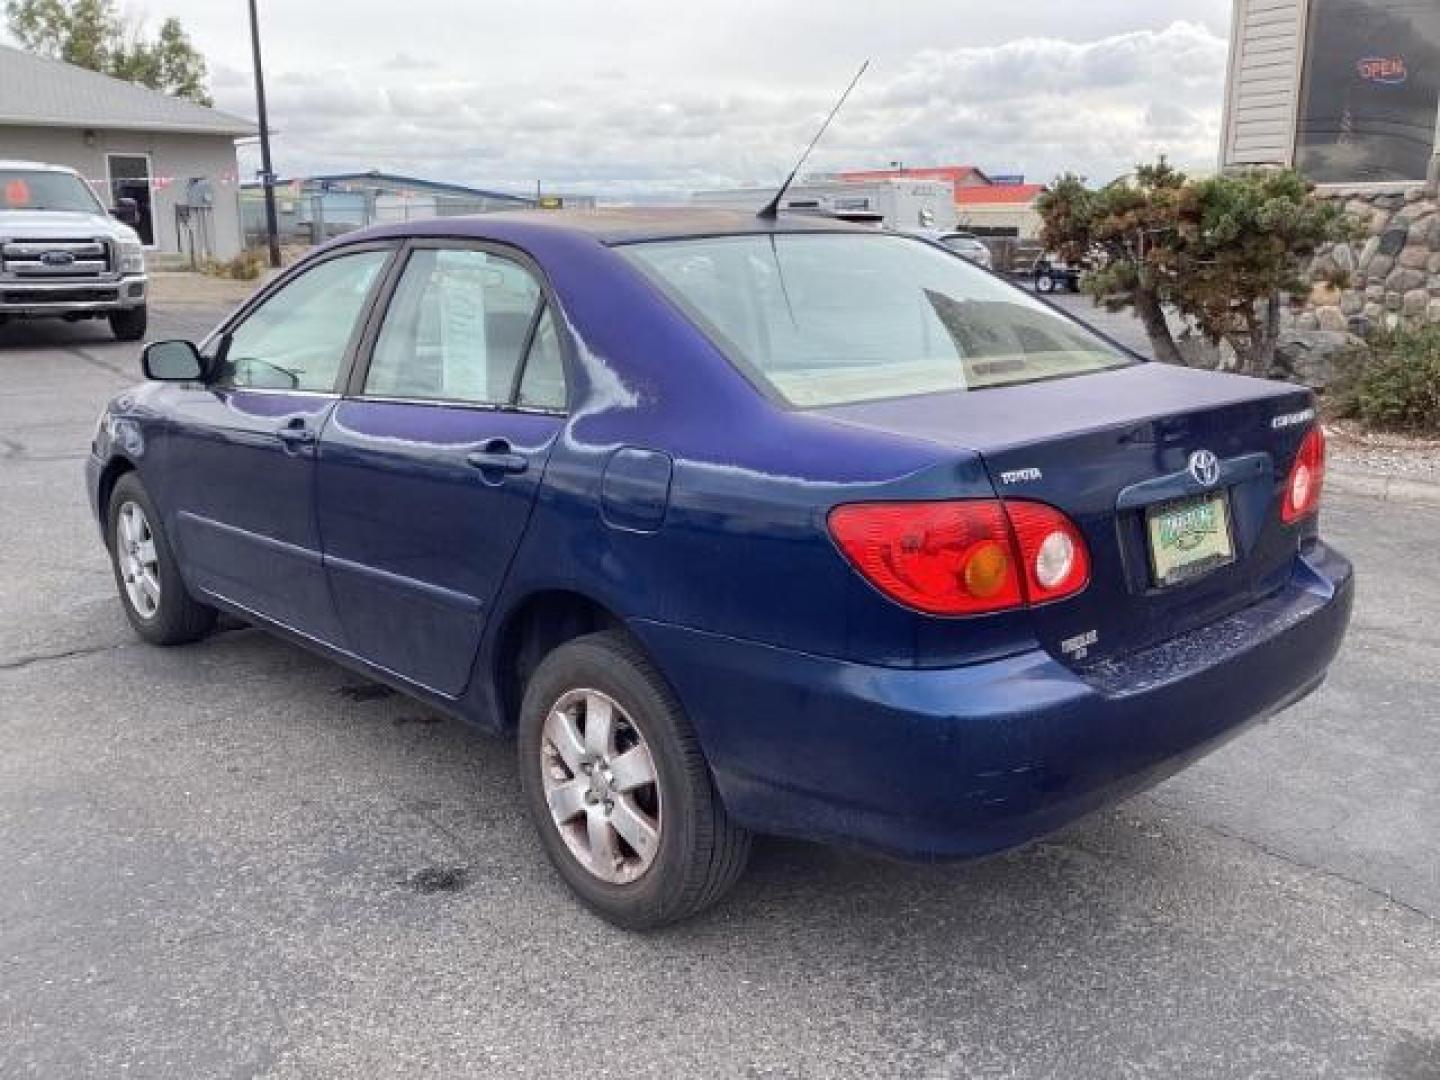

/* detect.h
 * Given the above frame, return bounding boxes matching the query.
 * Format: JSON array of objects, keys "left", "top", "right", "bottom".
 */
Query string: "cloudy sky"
[{"left": 92, "top": 1, "right": 1234, "bottom": 196}]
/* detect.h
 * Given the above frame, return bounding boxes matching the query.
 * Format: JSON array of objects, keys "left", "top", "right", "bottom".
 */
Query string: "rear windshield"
[
  {"left": 0, "top": 169, "right": 104, "bottom": 214},
  {"left": 618, "top": 232, "right": 1133, "bottom": 408}
]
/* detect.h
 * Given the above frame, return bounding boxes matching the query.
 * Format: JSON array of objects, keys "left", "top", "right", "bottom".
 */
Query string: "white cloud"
[{"left": 212, "top": 19, "right": 1229, "bottom": 197}]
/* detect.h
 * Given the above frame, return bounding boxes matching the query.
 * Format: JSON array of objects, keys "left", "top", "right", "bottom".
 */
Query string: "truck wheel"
[
  {"left": 517, "top": 631, "right": 752, "bottom": 929},
  {"left": 109, "top": 306, "right": 147, "bottom": 342},
  {"left": 1035, "top": 271, "right": 1056, "bottom": 294},
  {"left": 107, "top": 472, "right": 216, "bottom": 645}
]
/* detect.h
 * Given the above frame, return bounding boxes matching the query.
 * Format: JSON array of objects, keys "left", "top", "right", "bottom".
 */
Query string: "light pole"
[{"left": 247, "top": 0, "right": 281, "bottom": 268}]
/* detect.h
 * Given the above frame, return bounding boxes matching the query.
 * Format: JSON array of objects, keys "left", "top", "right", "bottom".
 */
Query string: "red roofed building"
[
  {"left": 837, "top": 165, "right": 993, "bottom": 190},
  {"left": 955, "top": 182, "right": 1045, "bottom": 206},
  {"left": 838, "top": 165, "right": 1047, "bottom": 239}
]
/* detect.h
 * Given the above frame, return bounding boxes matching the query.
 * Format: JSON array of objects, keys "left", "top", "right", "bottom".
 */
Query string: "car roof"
[
  {"left": 360, "top": 207, "right": 880, "bottom": 246},
  {"left": 0, "top": 160, "right": 80, "bottom": 174}
]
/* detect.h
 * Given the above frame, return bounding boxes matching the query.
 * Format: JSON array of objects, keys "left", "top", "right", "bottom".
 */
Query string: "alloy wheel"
[
  {"left": 540, "top": 688, "right": 661, "bottom": 885},
  {"left": 116, "top": 501, "right": 161, "bottom": 619}
]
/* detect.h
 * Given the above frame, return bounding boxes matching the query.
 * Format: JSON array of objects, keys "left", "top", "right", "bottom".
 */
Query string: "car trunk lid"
[{"left": 815, "top": 362, "right": 1317, "bottom": 666}]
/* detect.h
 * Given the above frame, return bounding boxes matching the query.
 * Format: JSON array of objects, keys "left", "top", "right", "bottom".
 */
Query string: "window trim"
[
  {"left": 344, "top": 237, "right": 573, "bottom": 416},
  {"left": 202, "top": 240, "right": 401, "bottom": 395}
]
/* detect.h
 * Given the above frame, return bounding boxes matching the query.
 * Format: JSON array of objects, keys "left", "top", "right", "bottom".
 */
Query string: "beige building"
[
  {"left": 1220, "top": 0, "right": 1439, "bottom": 185},
  {"left": 0, "top": 44, "right": 256, "bottom": 260},
  {"left": 1220, "top": 1, "right": 1440, "bottom": 330}
]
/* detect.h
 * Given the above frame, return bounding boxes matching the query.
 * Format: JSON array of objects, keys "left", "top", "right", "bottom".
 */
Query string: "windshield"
[
  {"left": 618, "top": 233, "right": 1133, "bottom": 408},
  {"left": 0, "top": 170, "right": 105, "bottom": 214}
]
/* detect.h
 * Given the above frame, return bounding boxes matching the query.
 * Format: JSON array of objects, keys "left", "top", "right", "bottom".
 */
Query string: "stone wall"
[{"left": 1297, "top": 179, "right": 1440, "bottom": 334}]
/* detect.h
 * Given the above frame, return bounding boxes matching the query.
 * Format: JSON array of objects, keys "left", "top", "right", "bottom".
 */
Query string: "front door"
[
  {"left": 315, "top": 243, "right": 568, "bottom": 696},
  {"left": 164, "top": 246, "right": 393, "bottom": 644},
  {"left": 107, "top": 154, "right": 154, "bottom": 245}
]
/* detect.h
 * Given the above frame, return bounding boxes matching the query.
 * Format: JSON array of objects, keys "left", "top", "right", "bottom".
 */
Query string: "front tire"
[
  {"left": 107, "top": 472, "right": 216, "bottom": 645},
  {"left": 109, "top": 305, "right": 147, "bottom": 342},
  {"left": 518, "top": 631, "right": 751, "bottom": 929},
  {"left": 1034, "top": 271, "right": 1056, "bottom": 294}
]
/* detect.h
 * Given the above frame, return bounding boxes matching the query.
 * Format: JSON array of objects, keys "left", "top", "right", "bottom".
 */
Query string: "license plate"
[{"left": 1145, "top": 492, "right": 1235, "bottom": 587}]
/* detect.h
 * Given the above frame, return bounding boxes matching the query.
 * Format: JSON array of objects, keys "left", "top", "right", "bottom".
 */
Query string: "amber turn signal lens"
[{"left": 963, "top": 540, "right": 1012, "bottom": 598}]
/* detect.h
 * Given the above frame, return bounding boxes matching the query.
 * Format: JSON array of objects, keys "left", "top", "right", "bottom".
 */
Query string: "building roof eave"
[{"left": 0, "top": 113, "right": 258, "bottom": 138}]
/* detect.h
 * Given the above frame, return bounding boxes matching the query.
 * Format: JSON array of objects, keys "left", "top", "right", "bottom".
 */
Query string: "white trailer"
[{"left": 691, "top": 178, "right": 957, "bottom": 231}]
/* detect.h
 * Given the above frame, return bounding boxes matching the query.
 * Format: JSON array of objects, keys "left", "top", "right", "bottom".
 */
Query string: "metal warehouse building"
[{"left": 0, "top": 44, "right": 255, "bottom": 260}]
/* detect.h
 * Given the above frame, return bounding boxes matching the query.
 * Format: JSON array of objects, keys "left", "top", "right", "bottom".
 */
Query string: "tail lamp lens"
[
  {"left": 827, "top": 499, "right": 1089, "bottom": 616},
  {"left": 1282, "top": 426, "right": 1325, "bottom": 524}
]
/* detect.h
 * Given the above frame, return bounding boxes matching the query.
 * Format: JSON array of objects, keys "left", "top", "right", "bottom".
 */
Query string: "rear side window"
[
  {"left": 216, "top": 250, "right": 388, "bottom": 392},
  {"left": 365, "top": 248, "right": 543, "bottom": 405},
  {"left": 516, "top": 306, "right": 567, "bottom": 410},
  {"left": 618, "top": 233, "right": 1132, "bottom": 408}
]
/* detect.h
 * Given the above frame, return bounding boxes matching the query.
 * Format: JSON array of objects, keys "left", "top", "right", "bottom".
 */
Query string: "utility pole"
[{"left": 248, "top": 0, "right": 281, "bottom": 268}]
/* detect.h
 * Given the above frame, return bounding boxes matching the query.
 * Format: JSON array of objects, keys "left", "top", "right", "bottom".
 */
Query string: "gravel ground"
[{"left": 1324, "top": 420, "right": 1440, "bottom": 480}]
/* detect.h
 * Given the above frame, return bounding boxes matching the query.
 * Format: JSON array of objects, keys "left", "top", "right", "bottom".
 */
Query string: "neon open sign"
[{"left": 1357, "top": 56, "right": 1407, "bottom": 84}]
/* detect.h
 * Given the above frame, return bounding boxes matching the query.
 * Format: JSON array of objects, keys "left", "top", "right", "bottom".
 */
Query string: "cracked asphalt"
[{"left": 1, "top": 289, "right": 1437, "bottom": 1079}]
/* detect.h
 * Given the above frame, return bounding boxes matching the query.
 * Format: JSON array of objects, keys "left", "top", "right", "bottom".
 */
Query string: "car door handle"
[
  {"left": 466, "top": 440, "right": 528, "bottom": 476},
  {"left": 273, "top": 417, "right": 313, "bottom": 443}
]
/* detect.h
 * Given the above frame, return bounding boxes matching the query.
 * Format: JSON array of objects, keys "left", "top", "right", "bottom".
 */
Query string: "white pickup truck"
[{"left": 0, "top": 160, "right": 148, "bottom": 340}]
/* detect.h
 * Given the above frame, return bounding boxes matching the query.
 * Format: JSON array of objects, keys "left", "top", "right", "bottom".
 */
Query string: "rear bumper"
[
  {"left": 0, "top": 275, "right": 146, "bottom": 316},
  {"left": 631, "top": 542, "right": 1353, "bottom": 860}
]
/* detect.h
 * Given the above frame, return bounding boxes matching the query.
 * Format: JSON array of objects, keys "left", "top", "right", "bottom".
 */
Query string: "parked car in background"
[
  {"left": 88, "top": 209, "right": 1352, "bottom": 928},
  {"left": 1032, "top": 253, "right": 1083, "bottom": 294},
  {"left": 0, "top": 160, "right": 148, "bottom": 340},
  {"left": 936, "top": 231, "right": 994, "bottom": 269},
  {"left": 894, "top": 228, "right": 994, "bottom": 270}
]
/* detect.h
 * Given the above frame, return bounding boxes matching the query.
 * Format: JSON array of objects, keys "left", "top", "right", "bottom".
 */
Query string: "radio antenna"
[{"left": 757, "top": 60, "right": 870, "bottom": 220}]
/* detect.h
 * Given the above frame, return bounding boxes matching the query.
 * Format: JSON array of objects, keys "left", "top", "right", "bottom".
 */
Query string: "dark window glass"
[
  {"left": 366, "top": 248, "right": 542, "bottom": 405},
  {"left": 0, "top": 169, "right": 103, "bottom": 213},
  {"left": 216, "top": 251, "right": 388, "bottom": 392},
  {"left": 1295, "top": 0, "right": 1440, "bottom": 182}
]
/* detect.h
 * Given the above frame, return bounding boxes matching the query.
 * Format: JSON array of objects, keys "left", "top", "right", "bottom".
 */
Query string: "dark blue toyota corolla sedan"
[{"left": 87, "top": 209, "right": 1352, "bottom": 927}]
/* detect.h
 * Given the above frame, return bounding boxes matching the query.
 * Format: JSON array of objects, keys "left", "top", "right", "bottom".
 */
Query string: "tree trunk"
[
  {"left": 1236, "top": 294, "right": 1282, "bottom": 377},
  {"left": 1134, "top": 287, "right": 1184, "bottom": 365}
]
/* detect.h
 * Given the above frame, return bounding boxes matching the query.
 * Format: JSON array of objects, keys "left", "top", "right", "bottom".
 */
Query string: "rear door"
[
  {"left": 165, "top": 245, "right": 394, "bottom": 643},
  {"left": 314, "top": 241, "right": 567, "bottom": 696}
]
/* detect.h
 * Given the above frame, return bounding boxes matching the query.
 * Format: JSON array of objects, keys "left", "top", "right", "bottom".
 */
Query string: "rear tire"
[
  {"left": 517, "top": 630, "right": 751, "bottom": 929},
  {"left": 1035, "top": 271, "right": 1056, "bottom": 294},
  {"left": 107, "top": 472, "right": 216, "bottom": 645},
  {"left": 109, "top": 306, "right": 147, "bottom": 342}
]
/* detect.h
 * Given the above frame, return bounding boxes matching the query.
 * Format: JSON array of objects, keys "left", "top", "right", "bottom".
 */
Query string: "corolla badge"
[
  {"left": 1357, "top": 56, "right": 1407, "bottom": 85},
  {"left": 1188, "top": 449, "right": 1220, "bottom": 487}
]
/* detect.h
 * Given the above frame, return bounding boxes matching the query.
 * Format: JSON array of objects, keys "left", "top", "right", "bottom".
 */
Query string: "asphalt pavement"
[{"left": 1, "top": 290, "right": 1437, "bottom": 1079}]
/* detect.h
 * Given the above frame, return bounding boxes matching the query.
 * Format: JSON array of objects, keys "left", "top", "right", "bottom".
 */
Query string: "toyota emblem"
[{"left": 1188, "top": 449, "right": 1220, "bottom": 487}]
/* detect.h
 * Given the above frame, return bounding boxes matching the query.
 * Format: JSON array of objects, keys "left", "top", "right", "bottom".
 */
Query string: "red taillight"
[
  {"left": 1282, "top": 426, "right": 1325, "bottom": 524},
  {"left": 1006, "top": 500, "right": 1092, "bottom": 604},
  {"left": 827, "top": 499, "right": 1089, "bottom": 616}
]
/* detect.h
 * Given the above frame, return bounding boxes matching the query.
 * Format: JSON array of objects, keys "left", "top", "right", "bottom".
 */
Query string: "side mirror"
[
  {"left": 111, "top": 197, "right": 140, "bottom": 226},
  {"left": 142, "top": 340, "right": 205, "bottom": 381}
]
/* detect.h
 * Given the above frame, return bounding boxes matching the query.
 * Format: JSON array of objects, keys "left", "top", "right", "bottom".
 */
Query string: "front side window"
[
  {"left": 216, "top": 250, "right": 389, "bottom": 392},
  {"left": 0, "top": 169, "right": 104, "bottom": 213},
  {"left": 365, "top": 248, "right": 544, "bottom": 405},
  {"left": 618, "top": 233, "right": 1132, "bottom": 408}
]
